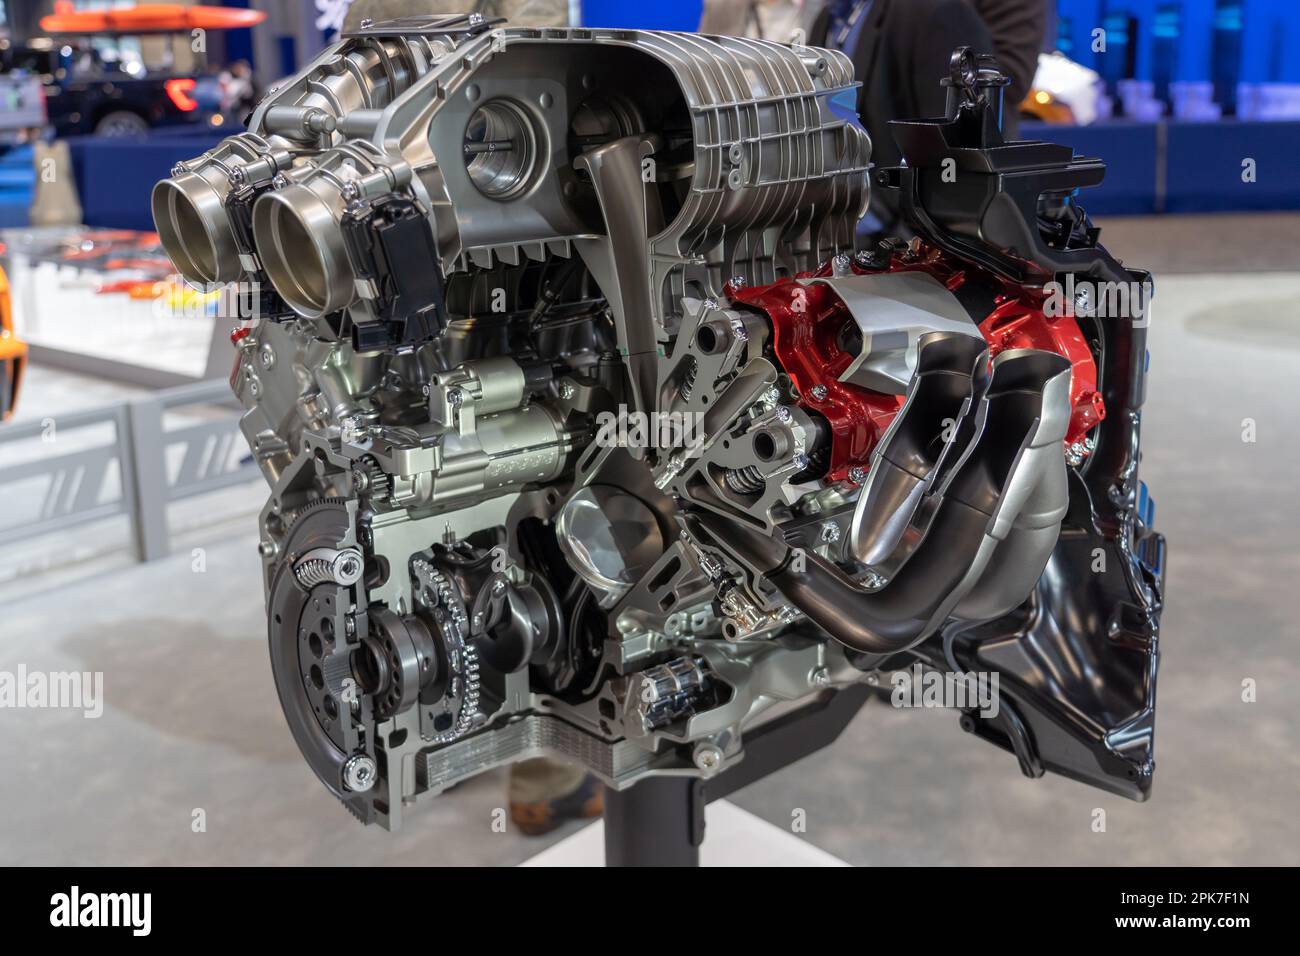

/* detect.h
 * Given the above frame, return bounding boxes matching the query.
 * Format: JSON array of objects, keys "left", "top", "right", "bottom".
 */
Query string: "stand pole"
[
  {"left": 601, "top": 684, "right": 876, "bottom": 867},
  {"left": 603, "top": 776, "right": 705, "bottom": 867}
]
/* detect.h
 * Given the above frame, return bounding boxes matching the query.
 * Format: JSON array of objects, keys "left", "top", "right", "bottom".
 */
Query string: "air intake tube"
[
  {"left": 151, "top": 133, "right": 286, "bottom": 285},
  {"left": 693, "top": 347, "right": 1073, "bottom": 655},
  {"left": 250, "top": 143, "right": 411, "bottom": 319}
]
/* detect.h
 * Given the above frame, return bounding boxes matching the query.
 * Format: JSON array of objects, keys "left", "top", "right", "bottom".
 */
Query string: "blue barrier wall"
[
  {"left": 1024, "top": 118, "right": 1300, "bottom": 214},
  {"left": 66, "top": 130, "right": 229, "bottom": 231},
  {"left": 580, "top": 0, "right": 701, "bottom": 31}
]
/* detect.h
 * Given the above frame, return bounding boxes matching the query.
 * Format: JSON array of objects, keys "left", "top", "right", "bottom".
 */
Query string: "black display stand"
[{"left": 602, "top": 684, "right": 875, "bottom": 866}]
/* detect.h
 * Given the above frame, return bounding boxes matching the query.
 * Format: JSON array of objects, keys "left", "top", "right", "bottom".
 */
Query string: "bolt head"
[
  {"left": 848, "top": 465, "right": 867, "bottom": 485},
  {"left": 811, "top": 667, "right": 832, "bottom": 687},
  {"left": 809, "top": 384, "right": 828, "bottom": 402},
  {"left": 559, "top": 381, "right": 576, "bottom": 400},
  {"left": 693, "top": 743, "right": 724, "bottom": 773},
  {"left": 819, "top": 522, "right": 841, "bottom": 544},
  {"left": 862, "top": 569, "right": 888, "bottom": 590},
  {"left": 343, "top": 754, "right": 378, "bottom": 792},
  {"left": 332, "top": 551, "right": 363, "bottom": 585}
]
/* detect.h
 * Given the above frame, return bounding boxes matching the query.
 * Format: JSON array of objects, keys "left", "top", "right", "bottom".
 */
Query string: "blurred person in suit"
[{"left": 806, "top": 0, "right": 1045, "bottom": 235}]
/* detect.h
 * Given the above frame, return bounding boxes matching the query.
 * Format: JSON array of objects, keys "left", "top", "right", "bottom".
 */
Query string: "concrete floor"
[{"left": 2, "top": 213, "right": 1298, "bottom": 865}]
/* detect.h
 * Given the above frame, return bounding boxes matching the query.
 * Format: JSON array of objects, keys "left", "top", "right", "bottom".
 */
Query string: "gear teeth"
[{"left": 412, "top": 562, "right": 481, "bottom": 744}]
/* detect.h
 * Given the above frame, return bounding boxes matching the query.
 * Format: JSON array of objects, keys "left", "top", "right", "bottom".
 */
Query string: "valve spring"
[
  {"left": 680, "top": 358, "right": 698, "bottom": 401},
  {"left": 724, "top": 465, "right": 765, "bottom": 495}
]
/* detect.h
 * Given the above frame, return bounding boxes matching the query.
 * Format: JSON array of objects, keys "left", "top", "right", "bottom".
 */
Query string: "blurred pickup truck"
[{"left": 0, "top": 39, "right": 221, "bottom": 137}]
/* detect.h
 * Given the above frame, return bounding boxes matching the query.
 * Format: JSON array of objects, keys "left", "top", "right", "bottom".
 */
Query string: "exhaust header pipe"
[{"left": 694, "top": 344, "right": 1073, "bottom": 656}]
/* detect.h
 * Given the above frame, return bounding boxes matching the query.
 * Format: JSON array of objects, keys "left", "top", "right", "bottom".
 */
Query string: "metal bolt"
[
  {"left": 228, "top": 165, "right": 247, "bottom": 186},
  {"left": 819, "top": 521, "right": 841, "bottom": 544},
  {"left": 171, "top": 161, "right": 188, "bottom": 177},
  {"left": 445, "top": 387, "right": 464, "bottom": 407},
  {"left": 847, "top": 465, "right": 867, "bottom": 485},
  {"left": 468, "top": 12, "right": 484, "bottom": 25},
  {"left": 774, "top": 406, "right": 792, "bottom": 423},
  {"left": 729, "top": 275, "right": 746, "bottom": 289},
  {"left": 862, "top": 569, "right": 888, "bottom": 590},
  {"left": 1074, "top": 287, "right": 1093, "bottom": 317},
  {"left": 810, "top": 667, "right": 832, "bottom": 687},
  {"left": 258, "top": 343, "right": 275, "bottom": 369},
  {"left": 257, "top": 539, "right": 277, "bottom": 558},
  {"left": 729, "top": 319, "right": 749, "bottom": 342},
  {"left": 271, "top": 173, "right": 289, "bottom": 190},
  {"left": 693, "top": 743, "right": 724, "bottom": 773},
  {"left": 1065, "top": 441, "right": 1085, "bottom": 467},
  {"left": 359, "top": 17, "right": 374, "bottom": 29},
  {"left": 559, "top": 381, "right": 576, "bottom": 400},
  {"left": 809, "top": 384, "right": 828, "bottom": 402},
  {"left": 491, "top": 579, "right": 507, "bottom": 596},
  {"left": 792, "top": 453, "right": 810, "bottom": 471},
  {"left": 331, "top": 550, "right": 363, "bottom": 585},
  {"left": 340, "top": 414, "right": 366, "bottom": 444},
  {"left": 343, "top": 754, "right": 378, "bottom": 792},
  {"left": 832, "top": 253, "right": 852, "bottom": 275},
  {"left": 761, "top": 386, "right": 781, "bottom": 406},
  {"left": 341, "top": 181, "right": 361, "bottom": 202}
]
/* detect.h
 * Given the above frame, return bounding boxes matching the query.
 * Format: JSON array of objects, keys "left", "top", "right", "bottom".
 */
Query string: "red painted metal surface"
[{"left": 726, "top": 240, "right": 1103, "bottom": 481}]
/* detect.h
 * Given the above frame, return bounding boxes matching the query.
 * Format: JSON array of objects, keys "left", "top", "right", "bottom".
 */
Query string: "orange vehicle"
[{"left": 0, "top": 264, "right": 26, "bottom": 421}]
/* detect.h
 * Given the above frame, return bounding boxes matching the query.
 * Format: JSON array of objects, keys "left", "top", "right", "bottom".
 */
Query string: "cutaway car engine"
[{"left": 154, "top": 17, "right": 1166, "bottom": 828}]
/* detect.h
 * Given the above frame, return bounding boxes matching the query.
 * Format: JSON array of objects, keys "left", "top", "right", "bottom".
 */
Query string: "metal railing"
[{"left": 0, "top": 379, "right": 259, "bottom": 562}]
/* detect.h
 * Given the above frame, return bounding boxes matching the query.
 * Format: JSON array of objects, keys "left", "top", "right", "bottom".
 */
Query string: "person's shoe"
[{"left": 510, "top": 773, "right": 604, "bottom": 837}]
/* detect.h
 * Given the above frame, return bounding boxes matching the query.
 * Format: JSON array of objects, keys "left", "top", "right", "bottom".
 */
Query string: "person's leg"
[{"left": 508, "top": 757, "right": 603, "bottom": 836}]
